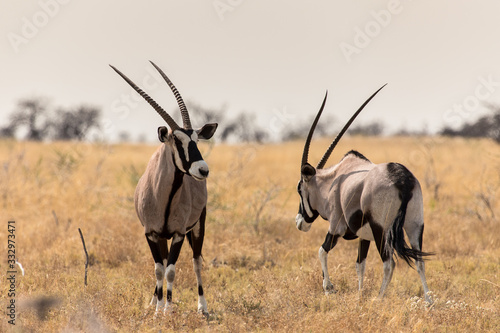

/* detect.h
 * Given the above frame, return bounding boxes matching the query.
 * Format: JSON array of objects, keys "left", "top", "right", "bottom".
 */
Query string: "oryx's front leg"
[
  {"left": 187, "top": 208, "right": 208, "bottom": 314},
  {"left": 146, "top": 236, "right": 168, "bottom": 314},
  {"left": 319, "top": 233, "right": 339, "bottom": 294},
  {"left": 164, "top": 233, "right": 185, "bottom": 314}
]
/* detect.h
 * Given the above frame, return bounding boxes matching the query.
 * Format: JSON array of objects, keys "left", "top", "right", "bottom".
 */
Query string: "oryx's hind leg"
[
  {"left": 164, "top": 234, "right": 185, "bottom": 314},
  {"left": 187, "top": 207, "right": 208, "bottom": 314},
  {"left": 146, "top": 236, "right": 168, "bottom": 313},
  {"left": 371, "top": 222, "right": 395, "bottom": 299},
  {"left": 356, "top": 239, "right": 370, "bottom": 294},
  {"left": 405, "top": 222, "right": 432, "bottom": 303},
  {"left": 319, "top": 233, "right": 339, "bottom": 294}
]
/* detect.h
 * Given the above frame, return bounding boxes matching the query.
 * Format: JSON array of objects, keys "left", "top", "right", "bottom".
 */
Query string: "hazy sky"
[{"left": 2, "top": 1, "right": 500, "bottom": 142}]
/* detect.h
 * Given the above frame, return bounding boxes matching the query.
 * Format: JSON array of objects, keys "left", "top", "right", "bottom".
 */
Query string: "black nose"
[{"left": 199, "top": 168, "right": 209, "bottom": 177}]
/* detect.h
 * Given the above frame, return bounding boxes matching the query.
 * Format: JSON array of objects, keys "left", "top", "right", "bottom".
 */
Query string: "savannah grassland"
[{"left": 0, "top": 136, "right": 499, "bottom": 332}]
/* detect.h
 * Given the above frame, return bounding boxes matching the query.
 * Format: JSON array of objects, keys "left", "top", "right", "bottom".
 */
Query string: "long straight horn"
[
  {"left": 149, "top": 61, "right": 192, "bottom": 129},
  {"left": 110, "top": 65, "right": 180, "bottom": 131},
  {"left": 301, "top": 91, "right": 328, "bottom": 167},
  {"left": 316, "top": 84, "right": 387, "bottom": 169}
]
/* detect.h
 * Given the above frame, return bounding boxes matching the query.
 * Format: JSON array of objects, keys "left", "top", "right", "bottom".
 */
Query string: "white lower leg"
[
  {"left": 378, "top": 259, "right": 395, "bottom": 299},
  {"left": 319, "top": 247, "right": 334, "bottom": 293},
  {"left": 416, "top": 260, "right": 432, "bottom": 303},
  {"left": 193, "top": 257, "right": 208, "bottom": 314},
  {"left": 164, "top": 264, "right": 175, "bottom": 313},
  {"left": 154, "top": 263, "right": 165, "bottom": 312},
  {"left": 356, "top": 259, "right": 366, "bottom": 291}
]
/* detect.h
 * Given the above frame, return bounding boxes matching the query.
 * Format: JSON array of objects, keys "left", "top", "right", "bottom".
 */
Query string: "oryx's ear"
[
  {"left": 197, "top": 123, "right": 218, "bottom": 140},
  {"left": 157, "top": 126, "right": 169, "bottom": 142},
  {"left": 301, "top": 163, "right": 316, "bottom": 182}
]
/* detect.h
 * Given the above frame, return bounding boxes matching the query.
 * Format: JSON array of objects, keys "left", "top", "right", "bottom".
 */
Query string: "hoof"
[
  {"left": 323, "top": 282, "right": 336, "bottom": 295},
  {"left": 163, "top": 301, "right": 175, "bottom": 315},
  {"left": 198, "top": 308, "right": 209, "bottom": 318}
]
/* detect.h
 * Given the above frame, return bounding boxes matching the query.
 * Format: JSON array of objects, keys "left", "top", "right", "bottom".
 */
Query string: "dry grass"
[{"left": 0, "top": 136, "right": 499, "bottom": 332}]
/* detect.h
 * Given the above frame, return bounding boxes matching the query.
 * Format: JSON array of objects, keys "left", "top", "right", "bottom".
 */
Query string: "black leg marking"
[
  {"left": 347, "top": 209, "right": 369, "bottom": 235},
  {"left": 321, "top": 232, "right": 339, "bottom": 252},
  {"left": 357, "top": 239, "right": 371, "bottom": 264},
  {"left": 146, "top": 235, "right": 164, "bottom": 302},
  {"left": 418, "top": 225, "right": 424, "bottom": 253},
  {"left": 370, "top": 221, "right": 390, "bottom": 262},
  {"left": 166, "top": 290, "right": 172, "bottom": 302},
  {"left": 187, "top": 208, "right": 206, "bottom": 258},
  {"left": 167, "top": 235, "right": 185, "bottom": 267},
  {"left": 198, "top": 285, "right": 204, "bottom": 296},
  {"left": 147, "top": 235, "right": 163, "bottom": 263},
  {"left": 158, "top": 286, "right": 164, "bottom": 302}
]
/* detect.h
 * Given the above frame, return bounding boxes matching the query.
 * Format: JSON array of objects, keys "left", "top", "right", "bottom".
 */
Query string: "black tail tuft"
[
  {"left": 388, "top": 204, "right": 434, "bottom": 268},
  {"left": 386, "top": 163, "right": 434, "bottom": 267}
]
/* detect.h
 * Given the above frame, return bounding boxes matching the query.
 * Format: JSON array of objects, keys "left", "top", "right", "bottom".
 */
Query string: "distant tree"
[
  {"left": 220, "top": 113, "right": 269, "bottom": 143},
  {"left": 0, "top": 99, "right": 102, "bottom": 141},
  {"left": 50, "top": 106, "right": 101, "bottom": 141},
  {"left": 184, "top": 102, "right": 269, "bottom": 143},
  {"left": 51, "top": 106, "right": 101, "bottom": 141},
  {"left": 280, "top": 115, "right": 337, "bottom": 142},
  {"left": 0, "top": 126, "right": 15, "bottom": 138},
  {"left": 440, "top": 108, "right": 500, "bottom": 143},
  {"left": 8, "top": 98, "right": 51, "bottom": 141},
  {"left": 118, "top": 131, "right": 131, "bottom": 143},
  {"left": 349, "top": 120, "right": 385, "bottom": 136},
  {"left": 185, "top": 101, "right": 226, "bottom": 126}
]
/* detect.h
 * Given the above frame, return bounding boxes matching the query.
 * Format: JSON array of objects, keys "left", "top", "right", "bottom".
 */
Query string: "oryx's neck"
[
  {"left": 149, "top": 143, "right": 180, "bottom": 191},
  {"left": 308, "top": 167, "right": 338, "bottom": 218}
]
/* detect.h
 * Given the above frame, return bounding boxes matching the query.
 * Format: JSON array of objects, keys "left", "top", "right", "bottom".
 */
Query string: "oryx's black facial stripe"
[
  {"left": 297, "top": 181, "right": 319, "bottom": 223},
  {"left": 172, "top": 129, "right": 204, "bottom": 174}
]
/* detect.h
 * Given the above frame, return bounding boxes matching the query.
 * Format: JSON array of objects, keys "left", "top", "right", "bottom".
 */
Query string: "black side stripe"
[{"left": 161, "top": 168, "right": 184, "bottom": 238}]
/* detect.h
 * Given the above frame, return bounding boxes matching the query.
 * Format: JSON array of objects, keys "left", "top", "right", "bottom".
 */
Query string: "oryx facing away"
[
  {"left": 110, "top": 62, "right": 218, "bottom": 315},
  {"left": 296, "top": 85, "right": 433, "bottom": 303}
]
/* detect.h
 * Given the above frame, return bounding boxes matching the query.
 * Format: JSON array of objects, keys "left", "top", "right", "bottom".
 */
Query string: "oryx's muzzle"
[
  {"left": 189, "top": 160, "right": 209, "bottom": 181},
  {"left": 296, "top": 213, "right": 312, "bottom": 232}
]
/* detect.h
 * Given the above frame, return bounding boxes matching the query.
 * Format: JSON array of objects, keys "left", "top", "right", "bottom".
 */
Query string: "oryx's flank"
[
  {"left": 296, "top": 85, "right": 433, "bottom": 303},
  {"left": 110, "top": 62, "right": 218, "bottom": 315}
]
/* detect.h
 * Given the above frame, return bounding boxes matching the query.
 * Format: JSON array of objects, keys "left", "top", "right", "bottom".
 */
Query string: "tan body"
[
  {"left": 308, "top": 154, "right": 424, "bottom": 242},
  {"left": 135, "top": 142, "right": 207, "bottom": 239}
]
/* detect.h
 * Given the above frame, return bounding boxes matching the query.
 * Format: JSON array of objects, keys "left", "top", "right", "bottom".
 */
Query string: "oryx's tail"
[{"left": 386, "top": 163, "right": 433, "bottom": 267}]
